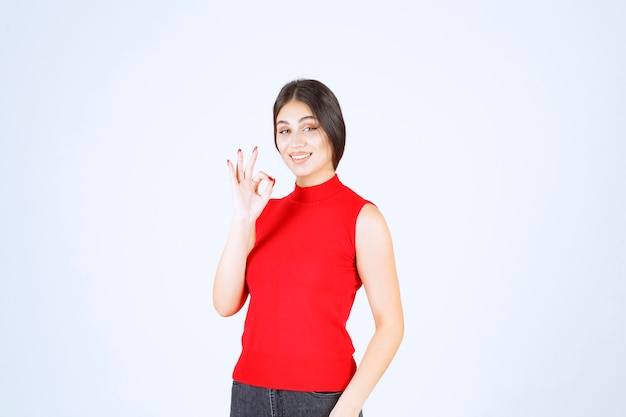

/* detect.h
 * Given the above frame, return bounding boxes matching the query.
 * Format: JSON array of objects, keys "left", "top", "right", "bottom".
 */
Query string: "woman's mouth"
[{"left": 290, "top": 153, "right": 312, "bottom": 163}]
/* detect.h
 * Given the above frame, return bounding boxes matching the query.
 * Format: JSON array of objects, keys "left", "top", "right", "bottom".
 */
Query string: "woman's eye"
[
  {"left": 303, "top": 126, "right": 318, "bottom": 132},
  {"left": 279, "top": 129, "right": 290, "bottom": 134}
]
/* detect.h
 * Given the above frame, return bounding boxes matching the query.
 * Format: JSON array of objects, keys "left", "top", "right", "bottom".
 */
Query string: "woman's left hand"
[{"left": 329, "top": 403, "right": 361, "bottom": 417}]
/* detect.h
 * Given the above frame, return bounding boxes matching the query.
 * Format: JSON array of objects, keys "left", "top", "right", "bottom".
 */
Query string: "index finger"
[{"left": 244, "top": 146, "right": 258, "bottom": 179}]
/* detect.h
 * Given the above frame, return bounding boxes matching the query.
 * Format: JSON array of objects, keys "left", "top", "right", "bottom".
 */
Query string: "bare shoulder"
[
  {"left": 355, "top": 203, "right": 398, "bottom": 294},
  {"left": 356, "top": 203, "right": 392, "bottom": 243}
]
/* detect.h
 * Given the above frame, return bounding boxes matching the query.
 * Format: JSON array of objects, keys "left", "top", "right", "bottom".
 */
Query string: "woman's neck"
[{"left": 295, "top": 169, "right": 336, "bottom": 188}]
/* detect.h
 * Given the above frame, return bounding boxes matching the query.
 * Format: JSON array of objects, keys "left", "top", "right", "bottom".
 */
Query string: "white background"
[{"left": 1, "top": 1, "right": 625, "bottom": 416}]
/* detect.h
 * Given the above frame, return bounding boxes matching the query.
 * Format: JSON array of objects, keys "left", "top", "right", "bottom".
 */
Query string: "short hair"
[{"left": 273, "top": 79, "right": 346, "bottom": 170}]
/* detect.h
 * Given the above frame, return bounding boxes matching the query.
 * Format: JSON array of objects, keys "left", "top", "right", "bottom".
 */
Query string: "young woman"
[{"left": 214, "top": 79, "right": 404, "bottom": 417}]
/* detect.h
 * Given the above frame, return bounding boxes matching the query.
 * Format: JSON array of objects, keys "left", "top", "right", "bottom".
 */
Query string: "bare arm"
[
  {"left": 213, "top": 148, "right": 275, "bottom": 317},
  {"left": 213, "top": 217, "right": 255, "bottom": 317},
  {"left": 331, "top": 203, "right": 404, "bottom": 417}
]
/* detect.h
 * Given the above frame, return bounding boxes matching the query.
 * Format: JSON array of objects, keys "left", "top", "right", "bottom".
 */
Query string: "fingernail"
[
  {"left": 253, "top": 146, "right": 258, "bottom": 152},
  {"left": 268, "top": 176, "right": 274, "bottom": 182},
  {"left": 237, "top": 148, "right": 241, "bottom": 153},
  {"left": 226, "top": 159, "right": 230, "bottom": 165}
]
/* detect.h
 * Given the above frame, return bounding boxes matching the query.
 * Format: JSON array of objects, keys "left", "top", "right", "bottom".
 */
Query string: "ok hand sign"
[{"left": 227, "top": 147, "right": 275, "bottom": 222}]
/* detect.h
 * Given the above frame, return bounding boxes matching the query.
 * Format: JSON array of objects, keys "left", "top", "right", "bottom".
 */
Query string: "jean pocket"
[{"left": 307, "top": 391, "right": 342, "bottom": 399}]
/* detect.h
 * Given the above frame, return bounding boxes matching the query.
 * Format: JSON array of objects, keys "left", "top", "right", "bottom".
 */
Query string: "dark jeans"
[{"left": 230, "top": 380, "right": 363, "bottom": 417}]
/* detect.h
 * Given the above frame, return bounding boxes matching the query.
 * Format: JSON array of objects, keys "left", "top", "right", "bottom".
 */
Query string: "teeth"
[{"left": 291, "top": 154, "right": 310, "bottom": 160}]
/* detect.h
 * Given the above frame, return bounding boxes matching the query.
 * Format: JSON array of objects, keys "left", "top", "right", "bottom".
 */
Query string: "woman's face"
[{"left": 275, "top": 100, "right": 335, "bottom": 187}]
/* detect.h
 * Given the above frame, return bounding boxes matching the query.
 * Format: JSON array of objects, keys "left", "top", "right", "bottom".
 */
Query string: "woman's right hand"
[{"left": 227, "top": 147, "right": 275, "bottom": 222}]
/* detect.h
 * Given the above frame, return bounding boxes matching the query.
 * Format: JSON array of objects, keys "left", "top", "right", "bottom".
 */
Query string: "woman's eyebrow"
[
  {"left": 299, "top": 115, "right": 317, "bottom": 123},
  {"left": 275, "top": 115, "right": 317, "bottom": 126}
]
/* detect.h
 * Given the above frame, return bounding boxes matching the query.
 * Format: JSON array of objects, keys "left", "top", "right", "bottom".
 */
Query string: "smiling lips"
[{"left": 290, "top": 153, "right": 312, "bottom": 163}]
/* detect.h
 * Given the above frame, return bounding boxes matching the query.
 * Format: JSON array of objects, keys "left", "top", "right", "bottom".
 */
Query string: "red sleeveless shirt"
[{"left": 232, "top": 175, "right": 370, "bottom": 391}]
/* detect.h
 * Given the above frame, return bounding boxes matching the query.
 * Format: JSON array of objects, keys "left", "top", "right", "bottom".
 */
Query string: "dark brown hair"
[{"left": 273, "top": 79, "right": 346, "bottom": 169}]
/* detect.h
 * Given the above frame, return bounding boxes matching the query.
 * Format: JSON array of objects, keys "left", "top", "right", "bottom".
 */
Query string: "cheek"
[
  {"left": 317, "top": 136, "right": 333, "bottom": 157},
  {"left": 275, "top": 138, "right": 290, "bottom": 157}
]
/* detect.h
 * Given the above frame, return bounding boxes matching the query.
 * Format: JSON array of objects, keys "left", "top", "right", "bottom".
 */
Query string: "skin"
[
  {"left": 275, "top": 99, "right": 336, "bottom": 187},
  {"left": 213, "top": 100, "right": 404, "bottom": 417}
]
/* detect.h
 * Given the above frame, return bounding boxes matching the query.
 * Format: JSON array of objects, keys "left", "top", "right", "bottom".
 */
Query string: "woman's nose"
[{"left": 291, "top": 131, "right": 305, "bottom": 148}]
